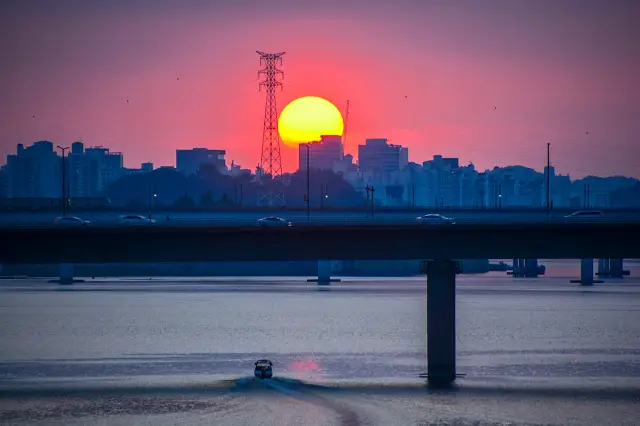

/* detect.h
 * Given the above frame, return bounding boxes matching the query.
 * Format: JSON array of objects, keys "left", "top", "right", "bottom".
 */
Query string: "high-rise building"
[
  {"left": 68, "top": 142, "right": 88, "bottom": 197},
  {"left": 67, "top": 143, "right": 124, "bottom": 197},
  {"left": 358, "top": 138, "right": 408, "bottom": 175},
  {"left": 176, "top": 148, "right": 226, "bottom": 175},
  {"left": 0, "top": 165, "right": 8, "bottom": 198},
  {"left": 5, "top": 141, "right": 60, "bottom": 198},
  {"left": 298, "top": 135, "right": 343, "bottom": 171},
  {"left": 83, "top": 147, "right": 124, "bottom": 195},
  {"left": 423, "top": 155, "right": 459, "bottom": 171}
]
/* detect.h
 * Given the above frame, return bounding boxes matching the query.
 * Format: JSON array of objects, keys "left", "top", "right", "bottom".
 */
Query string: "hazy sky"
[{"left": 1, "top": 0, "right": 639, "bottom": 178}]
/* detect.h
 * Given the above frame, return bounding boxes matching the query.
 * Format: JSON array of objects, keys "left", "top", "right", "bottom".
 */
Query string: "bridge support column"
[
  {"left": 511, "top": 258, "right": 521, "bottom": 277},
  {"left": 318, "top": 260, "right": 331, "bottom": 284},
  {"left": 571, "top": 259, "right": 602, "bottom": 286},
  {"left": 608, "top": 258, "right": 628, "bottom": 278},
  {"left": 425, "top": 259, "right": 457, "bottom": 387},
  {"left": 58, "top": 263, "right": 74, "bottom": 285},
  {"left": 307, "top": 261, "right": 340, "bottom": 284},
  {"left": 510, "top": 258, "right": 541, "bottom": 277},
  {"left": 524, "top": 259, "right": 539, "bottom": 278},
  {"left": 597, "top": 258, "right": 610, "bottom": 276},
  {"left": 597, "top": 258, "right": 627, "bottom": 278}
]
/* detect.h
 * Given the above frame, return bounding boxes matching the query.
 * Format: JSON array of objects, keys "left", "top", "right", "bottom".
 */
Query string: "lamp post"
[
  {"left": 324, "top": 184, "right": 328, "bottom": 208},
  {"left": 305, "top": 144, "right": 310, "bottom": 222},
  {"left": 371, "top": 185, "right": 375, "bottom": 218},
  {"left": 365, "top": 185, "right": 370, "bottom": 217},
  {"left": 365, "top": 184, "right": 370, "bottom": 217},
  {"left": 320, "top": 184, "right": 328, "bottom": 209},
  {"left": 56, "top": 145, "right": 69, "bottom": 216},
  {"left": 546, "top": 142, "right": 551, "bottom": 214},
  {"left": 148, "top": 184, "right": 157, "bottom": 219}
]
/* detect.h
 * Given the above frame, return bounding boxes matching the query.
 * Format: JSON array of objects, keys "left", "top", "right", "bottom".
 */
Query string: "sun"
[{"left": 278, "top": 96, "right": 344, "bottom": 147}]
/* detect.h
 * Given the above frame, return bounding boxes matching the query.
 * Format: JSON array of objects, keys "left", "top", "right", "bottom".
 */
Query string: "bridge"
[
  {"left": 0, "top": 222, "right": 638, "bottom": 262},
  {"left": 1, "top": 222, "right": 638, "bottom": 386},
  {"left": 1, "top": 208, "right": 640, "bottom": 227}
]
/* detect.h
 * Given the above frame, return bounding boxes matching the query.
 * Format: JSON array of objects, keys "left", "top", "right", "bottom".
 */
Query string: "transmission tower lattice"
[{"left": 256, "top": 50, "right": 285, "bottom": 207}]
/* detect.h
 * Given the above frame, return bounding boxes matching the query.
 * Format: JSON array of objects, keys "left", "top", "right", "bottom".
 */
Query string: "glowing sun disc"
[{"left": 278, "top": 96, "right": 344, "bottom": 147}]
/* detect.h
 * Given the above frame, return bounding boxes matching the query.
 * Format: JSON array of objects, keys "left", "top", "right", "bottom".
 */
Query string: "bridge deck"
[{"left": 1, "top": 222, "right": 638, "bottom": 263}]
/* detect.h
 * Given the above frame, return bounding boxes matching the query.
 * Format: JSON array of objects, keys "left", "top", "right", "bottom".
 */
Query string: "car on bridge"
[
  {"left": 416, "top": 214, "right": 455, "bottom": 225},
  {"left": 118, "top": 215, "right": 156, "bottom": 225},
  {"left": 257, "top": 216, "right": 292, "bottom": 227},
  {"left": 564, "top": 210, "right": 604, "bottom": 221},
  {"left": 53, "top": 216, "right": 90, "bottom": 226}
]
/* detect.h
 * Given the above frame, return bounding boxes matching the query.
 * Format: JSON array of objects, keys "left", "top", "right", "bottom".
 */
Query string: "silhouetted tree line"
[{"left": 104, "top": 164, "right": 365, "bottom": 209}]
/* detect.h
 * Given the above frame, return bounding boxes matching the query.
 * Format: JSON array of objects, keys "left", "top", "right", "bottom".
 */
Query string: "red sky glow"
[{"left": 1, "top": 0, "right": 638, "bottom": 178}]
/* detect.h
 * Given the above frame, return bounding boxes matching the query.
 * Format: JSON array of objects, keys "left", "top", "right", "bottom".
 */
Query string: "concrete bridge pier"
[
  {"left": 597, "top": 258, "right": 629, "bottom": 278},
  {"left": 524, "top": 259, "right": 539, "bottom": 278},
  {"left": 424, "top": 259, "right": 457, "bottom": 387},
  {"left": 58, "top": 263, "right": 74, "bottom": 285},
  {"left": 597, "top": 258, "right": 610, "bottom": 276},
  {"left": 511, "top": 258, "right": 522, "bottom": 277},
  {"left": 571, "top": 259, "right": 603, "bottom": 286},
  {"left": 307, "top": 260, "right": 340, "bottom": 285},
  {"left": 609, "top": 258, "right": 629, "bottom": 277},
  {"left": 510, "top": 258, "right": 540, "bottom": 277}
]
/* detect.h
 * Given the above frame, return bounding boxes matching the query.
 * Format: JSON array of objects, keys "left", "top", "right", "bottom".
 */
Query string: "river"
[{"left": 1, "top": 262, "right": 639, "bottom": 425}]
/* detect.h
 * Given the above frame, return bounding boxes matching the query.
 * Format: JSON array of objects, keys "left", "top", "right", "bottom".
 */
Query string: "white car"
[
  {"left": 564, "top": 210, "right": 604, "bottom": 220},
  {"left": 118, "top": 215, "right": 156, "bottom": 225},
  {"left": 257, "top": 216, "right": 291, "bottom": 227},
  {"left": 416, "top": 214, "right": 455, "bottom": 225},
  {"left": 54, "top": 216, "right": 90, "bottom": 226}
]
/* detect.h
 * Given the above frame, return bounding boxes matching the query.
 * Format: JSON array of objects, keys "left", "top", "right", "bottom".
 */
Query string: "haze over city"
[
  {"left": 1, "top": 0, "right": 639, "bottom": 178},
  {"left": 2, "top": 2, "right": 640, "bottom": 426}
]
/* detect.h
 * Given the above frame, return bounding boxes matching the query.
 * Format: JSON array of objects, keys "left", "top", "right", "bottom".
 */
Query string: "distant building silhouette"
[
  {"left": 176, "top": 148, "right": 226, "bottom": 176},
  {"left": 358, "top": 138, "right": 408, "bottom": 176},
  {"left": 6, "top": 141, "right": 60, "bottom": 198},
  {"left": 298, "top": 135, "right": 343, "bottom": 172},
  {"left": 68, "top": 143, "right": 124, "bottom": 197},
  {"left": 1, "top": 139, "right": 638, "bottom": 209}
]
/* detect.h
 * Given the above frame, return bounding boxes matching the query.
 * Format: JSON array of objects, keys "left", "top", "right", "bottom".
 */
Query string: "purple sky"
[{"left": 1, "top": 0, "right": 639, "bottom": 178}]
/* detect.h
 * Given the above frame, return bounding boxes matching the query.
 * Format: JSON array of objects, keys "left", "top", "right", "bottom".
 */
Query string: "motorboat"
[{"left": 254, "top": 359, "right": 273, "bottom": 379}]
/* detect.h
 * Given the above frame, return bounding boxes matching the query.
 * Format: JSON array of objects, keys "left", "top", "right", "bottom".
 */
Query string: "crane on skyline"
[{"left": 343, "top": 100, "right": 350, "bottom": 154}]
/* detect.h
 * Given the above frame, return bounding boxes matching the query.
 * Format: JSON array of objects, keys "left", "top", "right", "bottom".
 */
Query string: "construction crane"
[{"left": 343, "top": 100, "right": 350, "bottom": 154}]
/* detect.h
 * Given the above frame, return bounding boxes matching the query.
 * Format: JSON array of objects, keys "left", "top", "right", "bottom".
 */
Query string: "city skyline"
[
  {"left": 4, "top": 138, "right": 640, "bottom": 181},
  {"left": 1, "top": 0, "right": 639, "bottom": 178},
  {"left": 3, "top": 137, "right": 640, "bottom": 183}
]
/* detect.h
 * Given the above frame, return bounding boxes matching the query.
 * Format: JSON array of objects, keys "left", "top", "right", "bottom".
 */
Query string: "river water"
[{"left": 1, "top": 261, "right": 639, "bottom": 425}]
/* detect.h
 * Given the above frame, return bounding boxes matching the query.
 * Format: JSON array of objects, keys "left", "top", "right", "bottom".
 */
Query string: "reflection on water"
[{"left": 0, "top": 264, "right": 639, "bottom": 425}]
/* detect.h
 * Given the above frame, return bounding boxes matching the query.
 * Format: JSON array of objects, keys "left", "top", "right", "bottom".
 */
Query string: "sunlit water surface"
[{"left": 1, "top": 260, "right": 639, "bottom": 425}]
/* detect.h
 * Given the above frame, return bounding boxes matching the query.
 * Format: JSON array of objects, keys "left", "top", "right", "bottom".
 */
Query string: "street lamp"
[
  {"left": 365, "top": 185, "right": 375, "bottom": 219},
  {"left": 320, "top": 183, "right": 329, "bottom": 209},
  {"left": 56, "top": 145, "right": 69, "bottom": 216},
  {"left": 370, "top": 185, "right": 375, "bottom": 218},
  {"left": 365, "top": 185, "right": 370, "bottom": 217},
  {"left": 546, "top": 142, "right": 551, "bottom": 214},
  {"left": 305, "top": 144, "right": 310, "bottom": 222},
  {"left": 148, "top": 184, "right": 157, "bottom": 219}
]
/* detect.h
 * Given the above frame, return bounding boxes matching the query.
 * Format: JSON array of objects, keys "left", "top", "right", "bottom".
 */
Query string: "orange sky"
[{"left": 1, "top": 0, "right": 639, "bottom": 178}]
